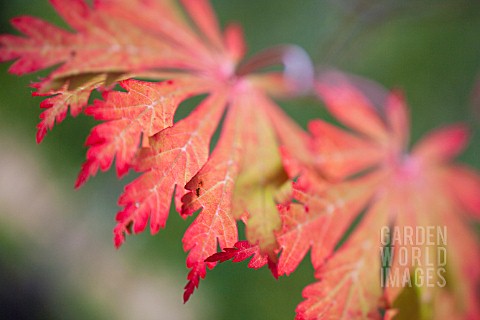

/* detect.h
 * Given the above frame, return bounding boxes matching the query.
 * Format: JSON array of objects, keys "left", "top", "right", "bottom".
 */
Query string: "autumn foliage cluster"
[{"left": 1, "top": 1, "right": 479, "bottom": 319}]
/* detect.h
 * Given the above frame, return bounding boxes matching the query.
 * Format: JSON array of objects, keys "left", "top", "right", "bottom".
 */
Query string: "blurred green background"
[{"left": 0, "top": 1, "right": 479, "bottom": 319}]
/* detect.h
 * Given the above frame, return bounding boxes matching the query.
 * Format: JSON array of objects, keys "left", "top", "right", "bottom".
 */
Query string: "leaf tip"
[
  {"left": 74, "top": 170, "right": 88, "bottom": 189},
  {"left": 183, "top": 264, "right": 206, "bottom": 303},
  {"left": 36, "top": 125, "right": 47, "bottom": 144},
  {"left": 268, "top": 258, "right": 279, "bottom": 280},
  {"left": 183, "top": 283, "right": 194, "bottom": 303}
]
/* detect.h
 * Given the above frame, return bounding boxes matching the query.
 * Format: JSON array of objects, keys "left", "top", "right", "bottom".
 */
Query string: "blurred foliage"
[{"left": 0, "top": 1, "right": 479, "bottom": 319}]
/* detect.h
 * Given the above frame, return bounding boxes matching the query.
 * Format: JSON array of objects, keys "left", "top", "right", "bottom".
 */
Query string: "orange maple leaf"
[{"left": 0, "top": 0, "right": 312, "bottom": 302}]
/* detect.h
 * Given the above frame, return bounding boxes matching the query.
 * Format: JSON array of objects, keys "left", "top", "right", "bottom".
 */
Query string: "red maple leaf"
[
  {"left": 0, "top": 0, "right": 312, "bottom": 302},
  {"left": 279, "top": 71, "right": 480, "bottom": 319}
]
